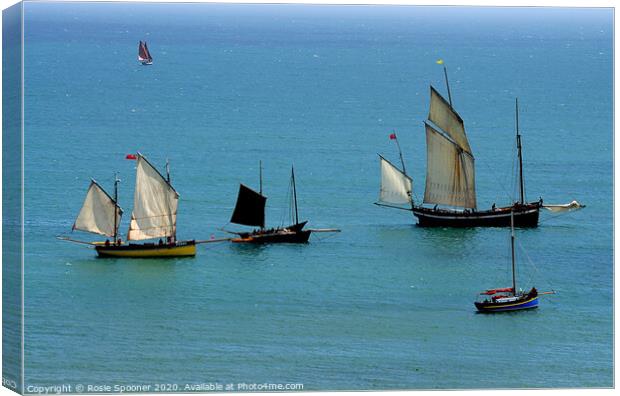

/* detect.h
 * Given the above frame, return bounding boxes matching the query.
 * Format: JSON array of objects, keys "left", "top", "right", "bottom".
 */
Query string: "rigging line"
[
  {"left": 290, "top": 172, "right": 297, "bottom": 225},
  {"left": 510, "top": 139, "right": 518, "bottom": 202},
  {"left": 288, "top": 175, "right": 294, "bottom": 225},
  {"left": 505, "top": 231, "right": 512, "bottom": 286},
  {"left": 311, "top": 231, "right": 339, "bottom": 242},
  {"left": 220, "top": 221, "right": 233, "bottom": 232},
  {"left": 507, "top": 135, "right": 520, "bottom": 203},
  {"left": 278, "top": 178, "right": 293, "bottom": 227},
  {"left": 516, "top": 242, "right": 537, "bottom": 286},
  {"left": 518, "top": 145, "right": 528, "bottom": 203},
  {"left": 537, "top": 210, "right": 580, "bottom": 225},
  {"left": 481, "top": 133, "right": 520, "bottom": 205},
  {"left": 411, "top": 190, "right": 420, "bottom": 205},
  {"left": 515, "top": 238, "right": 554, "bottom": 291},
  {"left": 479, "top": 156, "right": 513, "bottom": 204}
]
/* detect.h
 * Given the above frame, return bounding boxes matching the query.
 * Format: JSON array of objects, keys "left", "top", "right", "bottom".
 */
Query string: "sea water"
[{"left": 19, "top": 3, "right": 612, "bottom": 390}]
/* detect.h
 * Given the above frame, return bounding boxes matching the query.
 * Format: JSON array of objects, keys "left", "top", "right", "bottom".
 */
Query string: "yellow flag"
[{"left": 436, "top": 59, "right": 444, "bottom": 65}]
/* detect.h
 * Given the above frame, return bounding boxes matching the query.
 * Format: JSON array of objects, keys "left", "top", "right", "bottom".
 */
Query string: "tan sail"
[
  {"left": 73, "top": 180, "right": 122, "bottom": 237},
  {"left": 378, "top": 156, "right": 412, "bottom": 205},
  {"left": 127, "top": 154, "right": 179, "bottom": 241},
  {"left": 423, "top": 123, "right": 476, "bottom": 209},
  {"left": 428, "top": 86, "right": 472, "bottom": 155}
]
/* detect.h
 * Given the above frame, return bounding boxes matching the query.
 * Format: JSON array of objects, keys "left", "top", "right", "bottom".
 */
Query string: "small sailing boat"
[
  {"left": 62, "top": 153, "right": 196, "bottom": 257},
  {"left": 227, "top": 163, "right": 312, "bottom": 244},
  {"left": 376, "top": 68, "right": 542, "bottom": 227},
  {"left": 138, "top": 40, "right": 153, "bottom": 65},
  {"left": 474, "top": 212, "right": 546, "bottom": 313}
]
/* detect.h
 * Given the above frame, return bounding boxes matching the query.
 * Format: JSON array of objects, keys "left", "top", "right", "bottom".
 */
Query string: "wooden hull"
[
  {"left": 412, "top": 202, "right": 541, "bottom": 228},
  {"left": 95, "top": 240, "right": 196, "bottom": 258},
  {"left": 232, "top": 222, "right": 311, "bottom": 244},
  {"left": 475, "top": 295, "right": 539, "bottom": 313}
]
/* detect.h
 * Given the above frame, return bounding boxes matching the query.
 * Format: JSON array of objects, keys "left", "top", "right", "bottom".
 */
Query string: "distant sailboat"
[
  {"left": 61, "top": 153, "right": 196, "bottom": 257},
  {"left": 228, "top": 163, "right": 312, "bottom": 244},
  {"left": 376, "top": 68, "right": 544, "bottom": 227},
  {"left": 138, "top": 40, "right": 153, "bottom": 65},
  {"left": 474, "top": 212, "right": 554, "bottom": 313}
]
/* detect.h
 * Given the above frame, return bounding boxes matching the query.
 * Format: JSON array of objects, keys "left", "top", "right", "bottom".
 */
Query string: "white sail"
[
  {"left": 428, "top": 86, "right": 472, "bottom": 155},
  {"left": 73, "top": 180, "right": 122, "bottom": 237},
  {"left": 378, "top": 156, "right": 413, "bottom": 205},
  {"left": 127, "top": 154, "right": 179, "bottom": 240},
  {"left": 423, "top": 123, "right": 476, "bottom": 209}
]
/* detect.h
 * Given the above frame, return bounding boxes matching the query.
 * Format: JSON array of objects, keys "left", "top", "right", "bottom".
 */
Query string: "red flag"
[
  {"left": 389, "top": 133, "right": 397, "bottom": 140},
  {"left": 126, "top": 154, "right": 137, "bottom": 160}
]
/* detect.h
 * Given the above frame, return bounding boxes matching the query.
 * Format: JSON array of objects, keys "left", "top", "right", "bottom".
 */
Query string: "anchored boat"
[
  {"left": 376, "top": 67, "right": 543, "bottom": 227},
  {"left": 61, "top": 153, "right": 196, "bottom": 258},
  {"left": 138, "top": 40, "right": 153, "bottom": 65},
  {"left": 227, "top": 163, "right": 312, "bottom": 244},
  {"left": 226, "top": 162, "right": 340, "bottom": 244},
  {"left": 474, "top": 212, "right": 554, "bottom": 313}
]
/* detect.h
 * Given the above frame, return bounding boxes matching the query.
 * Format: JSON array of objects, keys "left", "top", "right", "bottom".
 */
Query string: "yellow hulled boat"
[
  {"left": 64, "top": 153, "right": 196, "bottom": 258},
  {"left": 95, "top": 240, "right": 196, "bottom": 258}
]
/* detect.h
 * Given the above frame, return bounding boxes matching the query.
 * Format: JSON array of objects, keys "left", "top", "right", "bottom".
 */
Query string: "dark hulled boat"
[
  {"left": 474, "top": 212, "right": 542, "bottom": 313},
  {"left": 475, "top": 287, "right": 539, "bottom": 313},
  {"left": 228, "top": 164, "right": 311, "bottom": 244},
  {"left": 376, "top": 69, "right": 542, "bottom": 228},
  {"left": 411, "top": 202, "right": 541, "bottom": 228}
]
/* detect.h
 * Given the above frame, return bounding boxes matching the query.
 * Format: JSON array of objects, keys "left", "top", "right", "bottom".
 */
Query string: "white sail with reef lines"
[
  {"left": 127, "top": 154, "right": 179, "bottom": 241},
  {"left": 423, "top": 86, "right": 477, "bottom": 209},
  {"left": 428, "top": 86, "right": 472, "bottom": 154}
]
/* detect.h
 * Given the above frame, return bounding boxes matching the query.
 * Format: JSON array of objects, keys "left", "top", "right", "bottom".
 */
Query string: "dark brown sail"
[
  {"left": 143, "top": 42, "right": 153, "bottom": 61},
  {"left": 138, "top": 41, "right": 152, "bottom": 64},
  {"left": 230, "top": 184, "right": 266, "bottom": 228}
]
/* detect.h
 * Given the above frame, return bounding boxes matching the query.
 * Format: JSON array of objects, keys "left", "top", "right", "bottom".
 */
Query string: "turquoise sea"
[{"left": 20, "top": 3, "right": 612, "bottom": 390}]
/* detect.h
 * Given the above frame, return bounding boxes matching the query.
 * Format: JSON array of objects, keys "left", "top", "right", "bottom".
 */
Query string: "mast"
[
  {"left": 392, "top": 131, "right": 407, "bottom": 175},
  {"left": 291, "top": 166, "right": 299, "bottom": 225},
  {"left": 113, "top": 173, "right": 119, "bottom": 243},
  {"left": 166, "top": 158, "right": 170, "bottom": 183},
  {"left": 259, "top": 160, "right": 264, "bottom": 229},
  {"left": 166, "top": 158, "right": 175, "bottom": 240},
  {"left": 510, "top": 211, "right": 516, "bottom": 296},
  {"left": 443, "top": 66, "right": 453, "bottom": 107},
  {"left": 259, "top": 160, "right": 263, "bottom": 196},
  {"left": 516, "top": 98, "right": 525, "bottom": 204}
]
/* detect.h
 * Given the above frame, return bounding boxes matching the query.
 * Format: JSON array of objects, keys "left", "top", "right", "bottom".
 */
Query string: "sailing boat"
[
  {"left": 138, "top": 41, "right": 153, "bottom": 65},
  {"left": 376, "top": 70, "right": 542, "bottom": 227},
  {"left": 474, "top": 212, "right": 541, "bottom": 313},
  {"left": 228, "top": 163, "right": 312, "bottom": 244},
  {"left": 63, "top": 153, "right": 196, "bottom": 257}
]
